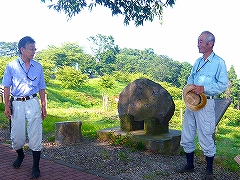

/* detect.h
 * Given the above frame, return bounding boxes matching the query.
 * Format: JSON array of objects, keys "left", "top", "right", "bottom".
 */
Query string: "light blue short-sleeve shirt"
[
  {"left": 2, "top": 58, "right": 46, "bottom": 97},
  {"left": 187, "top": 52, "right": 228, "bottom": 96}
]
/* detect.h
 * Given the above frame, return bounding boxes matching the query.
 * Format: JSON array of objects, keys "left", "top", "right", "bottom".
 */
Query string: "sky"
[{"left": 0, "top": 0, "right": 240, "bottom": 78}]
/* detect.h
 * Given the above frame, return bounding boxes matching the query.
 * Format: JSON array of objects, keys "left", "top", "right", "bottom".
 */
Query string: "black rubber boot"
[
  {"left": 178, "top": 151, "right": 194, "bottom": 173},
  {"left": 13, "top": 148, "right": 24, "bottom": 169},
  {"left": 205, "top": 156, "right": 214, "bottom": 180},
  {"left": 29, "top": 151, "right": 41, "bottom": 179}
]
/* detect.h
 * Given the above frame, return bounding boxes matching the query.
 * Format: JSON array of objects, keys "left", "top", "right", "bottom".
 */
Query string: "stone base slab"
[{"left": 98, "top": 127, "right": 182, "bottom": 155}]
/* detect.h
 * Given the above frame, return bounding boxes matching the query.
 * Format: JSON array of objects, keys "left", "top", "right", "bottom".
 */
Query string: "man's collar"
[
  {"left": 203, "top": 52, "right": 215, "bottom": 62},
  {"left": 18, "top": 57, "right": 34, "bottom": 66}
]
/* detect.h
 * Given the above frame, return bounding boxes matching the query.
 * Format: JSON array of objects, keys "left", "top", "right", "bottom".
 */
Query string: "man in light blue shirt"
[
  {"left": 2, "top": 36, "right": 46, "bottom": 179},
  {"left": 178, "top": 31, "right": 228, "bottom": 180}
]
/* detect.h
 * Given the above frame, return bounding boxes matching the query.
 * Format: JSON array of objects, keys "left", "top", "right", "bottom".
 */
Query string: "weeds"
[
  {"left": 119, "top": 152, "right": 129, "bottom": 163},
  {"left": 143, "top": 170, "right": 170, "bottom": 179},
  {"left": 100, "top": 150, "right": 110, "bottom": 159}
]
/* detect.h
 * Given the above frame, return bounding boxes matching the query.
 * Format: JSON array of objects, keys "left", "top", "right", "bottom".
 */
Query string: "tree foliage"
[
  {"left": 0, "top": 56, "right": 17, "bottom": 79},
  {"left": 115, "top": 48, "right": 190, "bottom": 87},
  {"left": 0, "top": 42, "right": 18, "bottom": 56},
  {"left": 99, "top": 74, "right": 115, "bottom": 92},
  {"left": 1, "top": 36, "right": 239, "bottom": 109},
  {"left": 159, "top": 81, "right": 182, "bottom": 100},
  {"left": 40, "top": 0, "right": 176, "bottom": 26},
  {"left": 35, "top": 42, "right": 93, "bottom": 76},
  {"left": 113, "top": 71, "right": 152, "bottom": 84},
  {"left": 228, "top": 65, "right": 240, "bottom": 109},
  {"left": 88, "top": 34, "right": 120, "bottom": 76},
  {"left": 178, "top": 62, "right": 192, "bottom": 88},
  {"left": 35, "top": 49, "right": 57, "bottom": 83},
  {"left": 56, "top": 66, "right": 88, "bottom": 88},
  {"left": 44, "top": 43, "right": 87, "bottom": 67}
]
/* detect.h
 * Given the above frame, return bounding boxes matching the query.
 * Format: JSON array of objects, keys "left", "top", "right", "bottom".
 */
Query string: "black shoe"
[
  {"left": 204, "top": 171, "right": 214, "bottom": 180},
  {"left": 13, "top": 148, "right": 25, "bottom": 169},
  {"left": 13, "top": 157, "right": 23, "bottom": 169},
  {"left": 177, "top": 165, "right": 194, "bottom": 173},
  {"left": 29, "top": 166, "right": 40, "bottom": 179},
  {"left": 13, "top": 155, "right": 25, "bottom": 169}
]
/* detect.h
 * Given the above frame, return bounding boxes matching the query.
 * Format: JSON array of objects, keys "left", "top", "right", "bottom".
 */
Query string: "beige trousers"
[
  {"left": 180, "top": 99, "right": 216, "bottom": 157},
  {"left": 10, "top": 97, "right": 42, "bottom": 151}
]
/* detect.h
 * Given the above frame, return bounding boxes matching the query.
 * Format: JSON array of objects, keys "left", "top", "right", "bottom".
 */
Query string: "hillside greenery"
[
  {"left": 0, "top": 37, "right": 239, "bottom": 108},
  {"left": 0, "top": 78, "right": 239, "bottom": 173},
  {"left": 0, "top": 36, "right": 239, "bottom": 173}
]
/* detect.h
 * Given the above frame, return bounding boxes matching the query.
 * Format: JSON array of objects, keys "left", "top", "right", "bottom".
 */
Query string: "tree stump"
[{"left": 55, "top": 121, "right": 82, "bottom": 144}]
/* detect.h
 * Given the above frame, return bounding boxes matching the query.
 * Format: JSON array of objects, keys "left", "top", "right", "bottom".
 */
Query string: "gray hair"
[{"left": 201, "top": 31, "right": 215, "bottom": 46}]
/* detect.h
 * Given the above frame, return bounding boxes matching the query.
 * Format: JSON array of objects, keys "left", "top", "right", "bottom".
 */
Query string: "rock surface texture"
[{"left": 118, "top": 78, "right": 175, "bottom": 135}]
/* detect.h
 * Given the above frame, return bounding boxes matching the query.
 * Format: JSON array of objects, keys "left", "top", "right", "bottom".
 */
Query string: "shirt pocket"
[{"left": 27, "top": 69, "right": 40, "bottom": 86}]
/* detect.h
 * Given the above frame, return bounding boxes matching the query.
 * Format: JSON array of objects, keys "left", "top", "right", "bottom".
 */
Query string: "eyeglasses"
[{"left": 25, "top": 48, "right": 37, "bottom": 52}]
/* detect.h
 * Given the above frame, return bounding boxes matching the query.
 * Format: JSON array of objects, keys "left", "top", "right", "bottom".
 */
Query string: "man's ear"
[
  {"left": 207, "top": 41, "right": 213, "bottom": 47},
  {"left": 20, "top": 47, "right": 25, "bottom": 54}
]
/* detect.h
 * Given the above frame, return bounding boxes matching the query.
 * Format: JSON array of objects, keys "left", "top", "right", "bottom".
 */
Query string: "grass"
[{"left": 0, "top": 78, "right": 239, "bottom": 173}]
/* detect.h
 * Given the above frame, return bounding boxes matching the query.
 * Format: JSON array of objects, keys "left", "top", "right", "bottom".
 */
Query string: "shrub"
[
  {"left": 223, "top": 107, "right": 240, "bottom": 126},
  {"left": 56, "top": 66, "right": 88, "bottom": 88},
  {"left": 112, "top": 71, "right": 152, "bottom": 83},
  {"left": 99, "top": 75, "right": 115, "bottom": 90}
]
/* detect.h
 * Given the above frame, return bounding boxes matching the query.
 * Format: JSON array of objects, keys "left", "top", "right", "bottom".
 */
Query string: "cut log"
[{"left": 55, "top": 121, "right": 82, "bottom": 144}]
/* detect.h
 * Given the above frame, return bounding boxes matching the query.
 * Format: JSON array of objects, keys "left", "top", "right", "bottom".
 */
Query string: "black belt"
[
  {"left": 11, "top": 94, "right": 37, "bottom": 101},
  {"left": 207, "top": 96, "right": 213, "bottom": 99}
]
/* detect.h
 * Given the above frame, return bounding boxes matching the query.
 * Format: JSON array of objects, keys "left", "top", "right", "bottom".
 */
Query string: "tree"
[
  {"left": 88, "top": 34, "right": 120, "bottom": 75},
  {"left": 0, "top": 42, "right": 18, "bottom": 56},
  {"left": 0, "top": 56, "right": 17, "bottom": 79},
  {"left": 41, "top": 0, "right": 176, "bottom": 26},
  {"left": 178, "top": 62, "right": 192, "bottom": 88},
  {"left": 35, "top": 49, "right": 57, "bottom": 83},
  {"left": 115, "top": 48, "right": 189, "bottom": 88},
  {"left": 36, "top": 43, "right": 93, "bottom": 75},
  {"left": 228, "top": 65, "right": 240, "bottom": 109}
]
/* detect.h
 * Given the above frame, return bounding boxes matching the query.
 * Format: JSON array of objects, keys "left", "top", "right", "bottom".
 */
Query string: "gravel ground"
[
  {"left": 1, "top": 129, "right": 239, "bottom": 180},
  {"left": 41, "top": 138, "right": 239, "bottom": 180}
]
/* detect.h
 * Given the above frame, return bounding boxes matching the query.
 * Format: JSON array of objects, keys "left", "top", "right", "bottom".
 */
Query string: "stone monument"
[
  {"left": 118, "top": 78, "right": 175, "bottom": 135},
  {"left": 98, "top": 78, "right": 182, "bottom": 155}
]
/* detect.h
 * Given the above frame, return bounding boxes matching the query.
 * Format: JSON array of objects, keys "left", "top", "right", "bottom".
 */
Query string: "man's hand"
[
  {"left": 41, "top": 106, "right": 47, "bottom": 120},
  {"left": 192, "top": 85, "right": 204, "bottom": 94},
  {"left": 4, "top": 106, "right": 11, "bottom": 119}
]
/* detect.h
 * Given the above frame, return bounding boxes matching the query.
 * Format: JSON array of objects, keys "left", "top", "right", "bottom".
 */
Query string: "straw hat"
[{"left": 182, "top": 84, "right": 207, "bottom": 111}]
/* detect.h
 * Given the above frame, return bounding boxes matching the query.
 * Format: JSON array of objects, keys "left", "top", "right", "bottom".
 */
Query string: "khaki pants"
[
  {"left": 10, "top": 97, "right": 42, "bottom": 151},
  {"left": 180, "top": 99, "right": 216, "bottom": 157}
]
